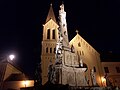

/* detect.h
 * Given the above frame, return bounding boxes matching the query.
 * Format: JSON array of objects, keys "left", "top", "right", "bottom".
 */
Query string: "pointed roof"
[
  {"left": 0, "top": 62, "right": 7, "bottom": 81},
  {"left": 0, "top": 61, "right": 23, "bottom": 81},
  {"left": 46, "top": 4, "right": 56, "bottom": 23}
]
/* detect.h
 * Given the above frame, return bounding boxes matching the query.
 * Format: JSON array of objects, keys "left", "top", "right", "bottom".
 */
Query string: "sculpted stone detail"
[
  {"left": 90, "top": 68, "right": 97, "bottom": 86},
  {"left": 80, "top": 59, "right": 83, "bottom": 67},
  {"left": 59, "top": 4, "right": 69, "bottom": 46},
  {"left": 47, "top": 3, "right": 93, "bottom": 87}
]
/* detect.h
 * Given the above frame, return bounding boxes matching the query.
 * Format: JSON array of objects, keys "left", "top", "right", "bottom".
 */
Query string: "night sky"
[{"left": 0, "top": 0, "right": 120, "bottom": 77}]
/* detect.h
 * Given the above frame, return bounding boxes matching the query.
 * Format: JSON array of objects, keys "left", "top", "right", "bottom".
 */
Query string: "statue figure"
[
  {"left": 60, "top": 4, "right": 64, "bottom": 12},
  {"left": 55, "top": 37, "right": 63, "bottom": 64},
  {"left": 56, "top": 42, "right": 62, "bottom": 54},
  {"left": 71, "top": 45, "right": 75, "bottom": 53},
  {"left": 90, "top": 68, "right": 97, "bottom": 86},
  {"left": 80, "top": 59, "right": 83, "bottom": 67},
  {"left": 55, "top": 22, "right": 63, "bottom": 65},
  {"left": 59, "top": 3, "right": 69, "bottom": 46}
]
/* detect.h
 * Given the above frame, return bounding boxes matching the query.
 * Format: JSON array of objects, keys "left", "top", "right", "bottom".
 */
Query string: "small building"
[
  {"left": 0, "top": 61, "right": 34, "bottom": 90},
  {"left": 101, "top": 52, "right": 120, "bottom": 87},
  {"left": 101, "top": 62, "right": 120, "bottom": 87}
]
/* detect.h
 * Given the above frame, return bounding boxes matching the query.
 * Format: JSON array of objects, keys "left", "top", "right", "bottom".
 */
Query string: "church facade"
[{"left": 41, "top": 3, "right": 104, "bottom": 87}]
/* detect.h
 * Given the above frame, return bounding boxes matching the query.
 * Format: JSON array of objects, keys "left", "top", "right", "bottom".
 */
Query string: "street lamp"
[
  {"left": 6, "top": 54, "right": 15, "bottom": 62},
  {"left": 8, "top": 54, "right": 15, "bottom": 61}
]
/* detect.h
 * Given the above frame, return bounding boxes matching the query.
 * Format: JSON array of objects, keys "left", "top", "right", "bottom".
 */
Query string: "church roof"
[
  {"left": 5, "top": 73, "right": 26, "bottom": 81},
  {"left": 46, "top": 4, "right": 56, "bottom": 23},
  {"left": 69, "top": 31, "right": 100, "bottom": 55},
  {"left": 0, "top": 61, "right": 23, "bottom": 81},
  {"left": 0, "top": 62, "right": 7, "bottom": 81}
]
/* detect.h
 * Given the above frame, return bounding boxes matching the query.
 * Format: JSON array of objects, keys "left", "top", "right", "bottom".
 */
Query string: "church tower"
[{"left": 41, "top": 4, "right": 59, "bottom": 85}]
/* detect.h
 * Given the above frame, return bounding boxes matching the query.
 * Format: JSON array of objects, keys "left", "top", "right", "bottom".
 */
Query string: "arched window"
[
  {"left": 47, "top": 29, "right": 50, "bottom": 39},
  {"left": 79, "top": 51, "right": 81, "bottom": 55},
  {"left": 78, "top": 42, "right": 81, "bottom": 47},
  {"left": 94, "top": 66, "right": 96, "bottom": 72},
  {"left": 54, "top": 48, "right": 56, "bottom": 53},
  {"left": 46, "top": 47, "right": 48, "bottom": 53},
  {"left": 82, "top": 51, "right": 84, "bottom": 55},
  {"left": 50, "top": 48, "right": 52, "bottom": 53},
  {"left": 52, "top": 29, "right": 55, "bottom": 39}
]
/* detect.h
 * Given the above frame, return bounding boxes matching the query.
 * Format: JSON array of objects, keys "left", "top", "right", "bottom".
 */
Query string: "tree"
[{"left": 34, "top": 63, "right": 42, "bottom": 90}]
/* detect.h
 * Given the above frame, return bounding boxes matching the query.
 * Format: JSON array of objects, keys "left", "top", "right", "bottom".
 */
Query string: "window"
[
  {"left": 78, "top": 42, "right": 81, "bottom": 47},
  {"left": 52, "top": 29, "right": 55, "bottom": 39},
  {"left": 50, "top": 48, "right": 52, "bottom": 53},
  {"left": 47, "top": 29, "right": 50, "bottom": 39},
  {"left": 46, "top": 47, "right": 48, "bottom": 53},
  {"left": 104, "top": 67, "right": 109, "bottom": 73},
  {"left": 82, "top": 51, "right": 84, "bottom": 55},
  {"left": 116, "top": 67, "right": 120, "bottom": 73},
  {"left": 93, "top": 66, "right": 96, "bottom": 72}
]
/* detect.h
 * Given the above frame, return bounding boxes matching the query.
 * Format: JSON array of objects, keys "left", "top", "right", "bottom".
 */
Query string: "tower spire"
[{"left": 46, "top": 3, "right": 56, "bottom": 23}]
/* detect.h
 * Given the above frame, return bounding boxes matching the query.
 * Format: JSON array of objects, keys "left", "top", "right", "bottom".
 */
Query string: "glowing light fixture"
[
  {"left": 23, "top": 80, "right": 28, "bottom": 87},
  {"left": 9, "top": 54, "right": 15, "bottom": 61},
  {"left": 101, "top": 76, "right": 106, "bottom": 86}
]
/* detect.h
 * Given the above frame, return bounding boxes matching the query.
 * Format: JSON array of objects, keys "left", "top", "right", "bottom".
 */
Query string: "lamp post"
[{"left": 9, "top": 54, "right": 15, "bottom": 60}]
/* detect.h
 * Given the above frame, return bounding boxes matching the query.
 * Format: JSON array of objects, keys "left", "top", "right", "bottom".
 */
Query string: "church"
[{"left": 41, "top": 3, "right": 104, "bottom": 87}]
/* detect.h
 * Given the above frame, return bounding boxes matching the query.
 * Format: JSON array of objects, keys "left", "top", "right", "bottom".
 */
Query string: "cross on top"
[{"left": 76, "top": 30, "right": 79, "bottom": 34}]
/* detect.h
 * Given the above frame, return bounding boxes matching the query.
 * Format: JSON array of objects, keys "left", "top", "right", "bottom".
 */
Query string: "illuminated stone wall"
[
  {"left": 69, "top": 33, "right": 103, "bottom": 86},
  {"left": 57, "top": 50, "right": 88, "bottom": 86}
]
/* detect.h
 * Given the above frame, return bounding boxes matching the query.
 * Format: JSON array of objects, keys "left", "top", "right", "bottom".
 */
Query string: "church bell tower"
[{"left": 41, "top": 4, "right": 59, "bottom": 85}]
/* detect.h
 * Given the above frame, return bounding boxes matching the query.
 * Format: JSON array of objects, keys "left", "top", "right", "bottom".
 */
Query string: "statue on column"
[
  {"left": 55, "top": 30, "right": 63, "bottom": 65},
  {"left": 90, "top": 68, "right": 97, "bottom": 86},
  {"left": 80, "top": 59, "right": 83, "bottom": 67},
  {"left": 59, "top": 3, "right": 69, "bottom": 46}
]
